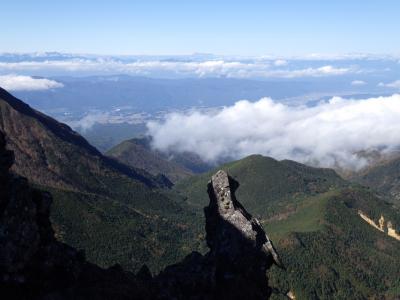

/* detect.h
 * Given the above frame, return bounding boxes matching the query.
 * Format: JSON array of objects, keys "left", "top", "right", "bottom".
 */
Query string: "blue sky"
[{"left": 0, "top": 0, "right": 399, "bottom": 55}]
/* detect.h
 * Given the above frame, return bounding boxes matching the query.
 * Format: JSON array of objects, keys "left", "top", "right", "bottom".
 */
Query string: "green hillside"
[
  {"left": 46, "top": 187, "right": 204, "bottom": 272},
  {"left": 268, "top": 187, "right": 400, "bottom": 299},
  {"left": 175, "top": 154, "right": 347, "bottom": 218},
  {"left": 174, "top": 155, "right": 400, "bottom": 299}
]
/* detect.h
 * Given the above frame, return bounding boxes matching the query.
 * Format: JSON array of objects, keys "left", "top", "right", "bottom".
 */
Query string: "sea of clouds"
[
  {"left": 147, "top": 94, "right": 400, "bottom": 170},
  {"left": 0, "top": 59, "right": 355, "bottom": 79},
  {"left": 1, "top": 52, "right": 394, "bottom": 79},
  {"left": 1, "top": 52, "right": 399, "bottom": 91}
]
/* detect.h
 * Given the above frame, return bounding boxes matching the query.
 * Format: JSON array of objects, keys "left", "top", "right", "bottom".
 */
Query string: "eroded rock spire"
[
  {"left": 156, "top": 170, "right": 281, "bottom": 299},
  {"left": 206, "top": 170, "right": 282, "bottom": 268}
]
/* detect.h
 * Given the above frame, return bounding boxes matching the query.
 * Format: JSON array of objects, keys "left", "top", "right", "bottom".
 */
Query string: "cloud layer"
[
  {"left": 0, "top": 58, "right": 357, "bottom": 79},
  {"left": 147, "top": 94, "right": 400, "bottom": 170},
  {"left": 0, "top": 74, "right": 63, "bottom": 91}
]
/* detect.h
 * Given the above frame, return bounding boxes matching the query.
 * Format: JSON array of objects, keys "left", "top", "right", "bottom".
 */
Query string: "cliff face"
[{"left": 0, "top": 131, "right": 279, "bottom": 299}]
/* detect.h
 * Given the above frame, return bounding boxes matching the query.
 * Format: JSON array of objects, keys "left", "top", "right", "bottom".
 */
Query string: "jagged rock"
[
  {"left": 155, "top": 170, "right": 280, "bottom": 299},
  {"left": 206, "top": 170, "right": 281, "bottom": 268}
]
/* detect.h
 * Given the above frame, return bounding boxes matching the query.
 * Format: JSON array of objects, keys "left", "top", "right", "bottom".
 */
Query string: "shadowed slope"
[{"left": 0, "top": 89, "right": 206, "bottom": 273}]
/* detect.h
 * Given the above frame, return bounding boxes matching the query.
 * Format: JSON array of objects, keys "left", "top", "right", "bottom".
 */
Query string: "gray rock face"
[
  {"left": 206, "top": 170, "right": 281, "bottom": 267},
  {"left": 156, "top": 170, "right": 281, "bottom": 299}
]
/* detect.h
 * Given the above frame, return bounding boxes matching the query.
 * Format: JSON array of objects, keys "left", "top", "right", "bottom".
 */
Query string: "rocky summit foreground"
[
  {"left": 157, "top": 170, "right": 281, "bottom": 299},
  {"left": 0, "top": 131, "right": 280, "bottom": 299}
]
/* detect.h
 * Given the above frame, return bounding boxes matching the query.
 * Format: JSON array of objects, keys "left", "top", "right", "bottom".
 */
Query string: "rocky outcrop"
[
  {"left": 1, "top": 131, "right": 281, "bottom": 299},
  {"left": 358, "top": 210, "right": 400, "bottom": 241},
  {"left": 358, "top": 211, "right": 385, "bottom": 232},
  {"left": 156, "top": 170, "right": 281, "bottom": 299}
]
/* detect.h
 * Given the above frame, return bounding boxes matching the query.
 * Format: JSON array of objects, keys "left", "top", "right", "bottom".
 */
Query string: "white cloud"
[
  {"left": 379, "top": 80, "right": 400, "bottom": 89},
  {"left": 69, "top": 112, "right": 111, "bottom": 132},
  {"left": 269, "top": 65, "right": 351, "bottom": 78},
  {"left": 0, "top": 59, "right": 355, "bottom": 79},
  {"left": 274, "top": 59, "right": 288, "bottom": 66},
  {"left": 351, "top": 80, "right": 366, "bottom": 86},
  {"left": 147, "top": 94, "right": 400, "bottom": 170},
  {"left": 0, "top": 74, "right": 63, "bottom": 91}
]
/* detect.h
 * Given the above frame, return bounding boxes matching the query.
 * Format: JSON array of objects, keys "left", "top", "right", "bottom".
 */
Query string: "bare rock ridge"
[
  {"left": 156, "top": 170, "right": 281, "bottom": 299},
  {"left": 206, "top": 170, "right": 281, "bottom": 268},
  {"left": 0, "top": 131, "right": 280, "bottom": 299}
]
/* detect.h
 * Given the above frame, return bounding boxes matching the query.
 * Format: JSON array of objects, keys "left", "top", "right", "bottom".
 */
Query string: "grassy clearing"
[{"left": 264, "top": 190, "right": 340, "bottom": 241}]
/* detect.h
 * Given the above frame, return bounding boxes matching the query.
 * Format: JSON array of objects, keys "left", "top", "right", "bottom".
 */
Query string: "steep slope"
[
  {"left": 0, "top": 87, "right": 201, "bottom": 272},
  {"left": 175, "top": 155, "right": 400, "bottom": 299},
  {"left": 0, "top": 87, "right": 169, "bottom": 191},
  {"left": 0, "top": 130, "right": 154, "bottom": 299},
  {"left": 107, "top": 137, "right": 194, "bottom": 183}
]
